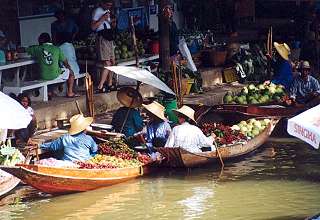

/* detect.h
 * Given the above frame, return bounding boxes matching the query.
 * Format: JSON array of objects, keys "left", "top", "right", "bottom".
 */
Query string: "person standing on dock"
[
  {"left": 165, "top": 105, "right": 215, "bottom": 153},
  {"left": 91, "top": 0, "right": 117, "bottom": 93}
]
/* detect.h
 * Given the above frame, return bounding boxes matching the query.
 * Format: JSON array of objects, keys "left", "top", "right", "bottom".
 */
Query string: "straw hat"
[
  {"left": 117, "top": 87, "right": 143, "bottom": 108},
  {"left": 274, "top": 42, "right": 291, "bottom": 61},
  {"left": 300, "top": 60, "right": 311, "bottom": 69},
  {"left": 69, "top": 114, "right": 93, "bottom": 135},
  {"left": 172, "top": 105, "right": 196, "bottom": 123},
  {"left": 142, "top": 101, "right": 167, "bottom": 121}
]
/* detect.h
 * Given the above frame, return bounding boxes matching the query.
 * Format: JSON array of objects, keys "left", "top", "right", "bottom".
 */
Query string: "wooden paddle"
[{"left": 213, "top": 140, "right": 224, "bottom": 168}]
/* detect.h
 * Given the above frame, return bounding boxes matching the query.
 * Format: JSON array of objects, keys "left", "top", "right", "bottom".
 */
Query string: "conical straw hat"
[
  {"left": 274, "top": 42, "right": 290, "bottom": 60},
  {"left": 117, "top": 87, "right": 143, "bottom": 108},
  {"left": 69, "top": 114, "right": 93, "bottom": 135},
  {"left": 142, "top": 101, "right": 167, "bottom": 121},
  {"left": 172, "top": 105, "right": 196, "bottom": 123}
]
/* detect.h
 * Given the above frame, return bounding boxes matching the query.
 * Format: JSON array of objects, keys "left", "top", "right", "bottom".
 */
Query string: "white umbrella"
[
  {"left": 287, "top": 104, "right": 320, "bottom": 149},
  {"left": 106, "top": 66, "right": 176, "bottom": 95},
  {"left": 0, "top": 92, "right": 32, "bottom": 129}
]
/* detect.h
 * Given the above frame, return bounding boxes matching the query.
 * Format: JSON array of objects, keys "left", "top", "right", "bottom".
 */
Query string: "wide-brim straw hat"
[
  {"left": 274, "top": 42, "right": 290, "bottom": 61},
  {"left": 142, "top": 101, "right": 167, "bottom": 121},
  {"left": 300, "top": 60, "right": 311, "bottom": 69},
  {"left": 172, "top": 105, "right": 196, "bottom": 123},
  {"left": 69, "top": 114, "right": 93, "bottom": 135},
  {"left": 117, "top": 87, "right": 143, "bottom": 108}
]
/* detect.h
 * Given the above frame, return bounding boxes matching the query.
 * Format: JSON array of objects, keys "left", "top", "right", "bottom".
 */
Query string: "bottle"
[
  {"left": 13, "top": 50, "right": 18, "bottom": 60},
  {"left": 6, "top": 50, "right": 12, "bottom": 61},
  {"left": 5, "top": 45, "right": 12, "bottom": 61}
]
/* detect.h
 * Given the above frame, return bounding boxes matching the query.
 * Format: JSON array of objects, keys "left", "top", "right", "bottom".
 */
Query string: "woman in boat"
[
  {"left": 165, "top": 105, "right": 216, "bottom": 153},
  {"left": 142, "top": 101, "right": 171, "bottom": 152},
  {"left": 40, "top": 114, "right": 97, "bottom": 161},
  {"left": 267, "top": 42, "right": 293, "bottom": 90},
  {"left": 111, "top": 87, "right": 144, "bottom": 137}
]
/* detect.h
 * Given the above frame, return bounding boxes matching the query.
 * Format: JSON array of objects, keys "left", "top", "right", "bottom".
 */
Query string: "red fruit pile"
[
  {"left": 201, "top": 123, "right": 247, "bottom": 146},
  {"left": 75, "top": 161, "right": 117, "bottom": 169},
  {"left": 98, "top": 139, "right": 151, "bottom": 165},
  {"left": 137, "top": 153, "right": 152, "bottom": 164}
]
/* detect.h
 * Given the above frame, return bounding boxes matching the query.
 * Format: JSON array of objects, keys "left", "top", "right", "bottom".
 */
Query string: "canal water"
[{"left": 0, "top": 142, "right": 319, "bottom": 220}]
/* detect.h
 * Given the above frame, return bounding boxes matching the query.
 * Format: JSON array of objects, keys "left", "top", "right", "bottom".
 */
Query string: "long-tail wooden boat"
[
  {"left": 157, "top": 118, "right": 279, "bottom": 168},
  {"left": 0, "top": 170, "right": 20, "bottom": 197},
  {"left": 194, "top": 104, "right": 307, "bottom": 122},
  {"left": 0, "top": 163, "right": 154, "bottom": 195}
]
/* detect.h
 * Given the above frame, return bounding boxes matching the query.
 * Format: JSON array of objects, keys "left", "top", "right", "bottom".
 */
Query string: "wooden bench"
[{"left": 3, "top": 73, "right": 86, "bottom": 101}]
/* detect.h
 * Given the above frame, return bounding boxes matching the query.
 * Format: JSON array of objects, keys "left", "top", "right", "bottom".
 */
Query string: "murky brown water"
[{"left": 0, "top": 142, "right": 319, "bottom": 220}]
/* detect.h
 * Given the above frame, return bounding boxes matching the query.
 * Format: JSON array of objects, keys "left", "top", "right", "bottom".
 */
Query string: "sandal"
[
  {"left": 95, "top": 87, "right": 106, "bottom": 94},
  {"left": 66, "top": 94, "right": 81, "bottom": 98}
]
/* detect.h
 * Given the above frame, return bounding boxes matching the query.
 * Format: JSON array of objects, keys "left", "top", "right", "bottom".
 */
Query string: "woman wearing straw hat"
[
  {"left": 111, "top": 87, "right": 144, "bottom": 137},
  {"left": 267, "top": 42, "right": 293, "bottom": 90},
  {"left": 165, "top": 105, "right": 215, "bottom": 153},
  {"left": 40, "top": 114, "right": 98, "bottom": 161},
  {"left": 142, "top": 101, "right": 171, "bottom": 152}
]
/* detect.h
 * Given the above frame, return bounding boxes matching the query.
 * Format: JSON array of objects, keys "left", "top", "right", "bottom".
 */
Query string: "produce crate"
[{"left": 223, "top": 67, "right": 238, "bottom": 83}]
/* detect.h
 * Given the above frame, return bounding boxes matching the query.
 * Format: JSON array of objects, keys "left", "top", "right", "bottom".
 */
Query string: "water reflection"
[{"left": 178, "top": 187, "right": 214, "bottom": 220}]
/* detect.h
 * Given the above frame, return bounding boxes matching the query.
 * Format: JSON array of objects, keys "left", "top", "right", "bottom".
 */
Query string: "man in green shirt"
[{"left": 26, "top": 33, "right": 77, "bottom": 98}]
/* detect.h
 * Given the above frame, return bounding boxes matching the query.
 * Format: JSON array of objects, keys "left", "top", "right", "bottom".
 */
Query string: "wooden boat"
[
  {"left": 157, "top": 118, "right": 279, "bottom": 168},
  {"left": 194, "top": 104, "right": 307, "bottom": 121},
  {"left": 0, "top": 170, "right": 20, "bottom": 197},
  {"left": 0, "top": 163, "right": 154, "bottom": 195}
]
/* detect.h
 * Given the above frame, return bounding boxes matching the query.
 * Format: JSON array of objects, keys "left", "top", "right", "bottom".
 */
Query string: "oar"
[
  {"left": 213, "top": 140, "right": 224, "bottom": 168},
  {"left": 75, "top": 100, "right": 83, "bottom": 115}
]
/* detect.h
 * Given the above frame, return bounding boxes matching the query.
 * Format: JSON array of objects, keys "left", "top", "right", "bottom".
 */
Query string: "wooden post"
[
  {"left": 159, "top": 0, "right": 171, "bottom": 72},
  {"left": 130, "top": 16, "right": 139, "bottom": 67}
]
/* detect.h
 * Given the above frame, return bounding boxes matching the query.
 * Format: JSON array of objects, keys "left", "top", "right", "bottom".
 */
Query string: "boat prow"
[
  {"left": 1, "top": 163, "right": 153, "bottom": 195},
  {"left": 0, "top": 170, "right": 20, "bottom": 198},
  {"left": 158, "top": 118, "right": 279, "bottom": 168}
]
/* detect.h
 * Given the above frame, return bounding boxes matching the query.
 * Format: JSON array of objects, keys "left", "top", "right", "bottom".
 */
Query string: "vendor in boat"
[
  {"left": 267, "top": 42, "right": 293, "bottom": 90},
  {"left": 165, "top": 105, "right": 216, "bottom": 153},
  {"left": 289, "top": 61, "right": 320, "bottom": 106},
  {"left": 142, "top": 101, "right": 171, "bottom": 152},
  {"left": 111, "top": 87, "right": 144, "bottom": 137},
  {"left": 40, "top": 114, "right": 97, "bottom": 161}
]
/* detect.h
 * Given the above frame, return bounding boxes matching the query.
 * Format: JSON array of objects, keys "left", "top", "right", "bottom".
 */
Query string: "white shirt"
[
  {"left": 26, "top": 106, "right": 34, "bottom": 116},
  {"left": 92, "top": 7, "right": 111, "bottom": 32},
  {"left": 59, "top": 42, "right": 80, "bottom": 75},
  {"left": 165, "top": 122, "right": 214, "bottom": 153}
]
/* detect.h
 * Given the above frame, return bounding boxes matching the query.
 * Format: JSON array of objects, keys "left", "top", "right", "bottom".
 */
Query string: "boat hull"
[
  {"left": 1, "top": 164, "right": 153, "bottom": 194},
  {"left": 157, "top": 118, "right": 278, "bottom": 168}
]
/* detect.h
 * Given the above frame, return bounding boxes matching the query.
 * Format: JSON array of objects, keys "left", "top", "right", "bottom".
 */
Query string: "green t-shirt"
[{"left": 27, "top": 43, "right": 65, "bottom": 80}]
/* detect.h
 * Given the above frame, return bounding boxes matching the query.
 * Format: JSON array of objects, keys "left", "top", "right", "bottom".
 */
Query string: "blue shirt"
[
  {"left": 111, "top": 107, "right": 144, "bottom": 137},
  {"left": 40, "top": 132, "right": 98, "bottom": 162},
  {"left": 272, "top": 59, "right": 293, "bottom": 90},
  {"left": 145, "top": 121, "right": 171, "bottom": 147},
  {"left": 51, "top": 19, "right": 79, "bottom": 38},
  {"left": 289, "top": 75, "right": 320, "bottom": 104},
  {"left": 59, "top": 42, "right": 80, "bottom": 75}
]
